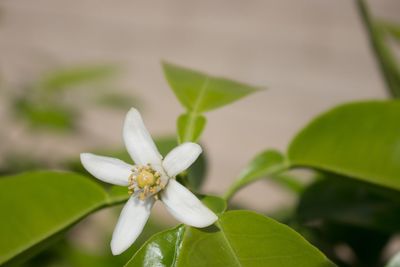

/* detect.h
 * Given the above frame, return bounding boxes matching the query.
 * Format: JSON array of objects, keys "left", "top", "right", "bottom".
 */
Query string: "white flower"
[{"left": 80, "top": 108, "right": 217, "bottom": 255}]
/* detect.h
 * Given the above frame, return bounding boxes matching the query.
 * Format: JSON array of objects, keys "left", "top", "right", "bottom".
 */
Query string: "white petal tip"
[
  {"left": 111, "top": 243, "right": 126, "bottom": 256},
  {"left": 123, "top": 107, "right": 162, "bottom": 166},
  {"left": 162, "top": 142, "right": 203, "bottom": 177},
  {"left": 127, "top": 107, "right": 139, "bottom": 114},
  {"left": 80, "top": 153, "right": 94, "bottom": 167},
  {"left": 110, "top": 242, "right": 125, "bottom": 255},
  {"left": 161, "top": 179, "right": 218, "bottom": 228},
  {"left": 189, "top": 211, "right": 218, "bottom": 228},
  {"left": 181, "top": 142, "right": 202, "bottom": 156},
  {"left": 79, "top": 153, "right": 132, "bottom": 186},
  {"left": 80, "top": 152, "right": 90, "bottom": 160},
  {"left": 110, "top": 197, "right": 154, "bottom": 256}
]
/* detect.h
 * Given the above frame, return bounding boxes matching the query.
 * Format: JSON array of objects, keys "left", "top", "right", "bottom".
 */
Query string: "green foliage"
[
  {"left": 356, "top": 0, "right": 400, "bottom": 98},
  {"left": 224, "top": 150, "right": 289, "bottom": 200},
  {"left": 380, "top": 21, "right": 400, "bottom": 42},
  {"left": 177, "top": 113, "right": 206, "bottom": 143},
  {"left": 0, "top": 167, "right": 220, "bottom": 266},
  {"left": 197, "top": 195, "right": 227, "bottom": 215},
  {"left": 126, "top": 211, "right": 335, "bottom": 267},
  {"left": 6, "top": 57, "right": 400, "bottom": 267},
  {"left": 95, "top": 93, "right": 140, "bottom": 111},
  {"left": 163, "top": 62, "right": 263, "bottom": 142},
  {"left": 22, "top": 219, "right": 169, "bottom": 267},
  {"left": 38, "top": 65, "right": 118, "bottom": 93},
  {"left": 297, "top": 175, "right": 400, "bottom": 234},
  {"left": 8, "top": 64, "right": 135, "bottom": 132},
  {"left": 163, "top": 62, "right": 261, "bottom": 113},
  {"left": 14, "top": 98, "right": 76, "bottom": 131},
  {"left": 0, "top": 171, "right": 113, "bottom": 266},
  {"left": 295, "top": 174, "right": 400, "bottom": 267},
  {"left": 288, "top": 101, "right": 400, "bottom": 191}
]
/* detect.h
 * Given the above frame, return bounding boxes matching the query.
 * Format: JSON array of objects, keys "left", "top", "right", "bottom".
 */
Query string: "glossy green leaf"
[
  {"left": 39, "top": 65, "right": 118, "bottom": 92},
  {"left": 0, "top": 171, "right": 111, "bottom": 266},
  {"left": 288, "top": 101, "right": 400, "bottom": 191},
  {"left": 163, "top": 62, "right": 262, "bottom": 113},
  {"left": 224, "top": 150, "right": 289, "bottom": 200},
  {"left": 125, "top": 210, "right": 334, "bottom": 267},
  {"left": 22, "top": 217, "right": 170, "bottom": 267},
  {"left": 177, "top": 113, "right": 206, "bottom": 143},
  {"left": 357, "top": 0, "right": 400, "bottom": 98}
]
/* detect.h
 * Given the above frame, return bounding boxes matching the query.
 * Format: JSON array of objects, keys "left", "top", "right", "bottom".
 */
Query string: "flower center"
[
  {"left": 128, "top": 165, "right": 163, "bottom": 200},
  {"left": 136, "top": 170, "right": 156, "bottom": 188}
]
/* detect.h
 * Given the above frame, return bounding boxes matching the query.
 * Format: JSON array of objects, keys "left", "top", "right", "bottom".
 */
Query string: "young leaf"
[
  {"left": 0, "top": 171, "right": 111, "bottom": 266},
  {"left": 163, "top": 62, "right": 262, "bottom": 113},
  {"left": 288, "top": 100, "right": 400, "bottom": 191},
  {"left": 224, "top": 150, "right": 289, "bottom": 200},
  {"left": 125, "top": 211, "right": 335, "bottom": 267},
  {"left": 177, "top": 113, "right": 206, "bottom": 143}
]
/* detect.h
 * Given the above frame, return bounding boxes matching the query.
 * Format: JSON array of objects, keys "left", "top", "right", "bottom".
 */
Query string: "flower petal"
[
  {"left": 80, "top": 153, "right": 132, "bottom": 186},
  {"left": 111, "top": 196, "right": 155, "bottom": 255},
  {"left": 123, "top": 108, "right": 162, "bottom": 166},
  {"left": 162, "top": 142, "right": 202, "bottom": 177},
  {"left": 161, "top": 179, "right": 217, "bottom": 227}
]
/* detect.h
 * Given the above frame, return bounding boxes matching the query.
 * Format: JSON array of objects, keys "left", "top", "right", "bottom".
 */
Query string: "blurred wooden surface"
[{"left": 0, "top": 0, "right": 399, "bottom": 210}]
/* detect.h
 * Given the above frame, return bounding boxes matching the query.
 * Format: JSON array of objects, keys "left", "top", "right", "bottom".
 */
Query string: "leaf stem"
[
  {"left": 223, "top": 164, "right": 288, "bottom": 202},
  {"left": 180, "top": 111, "right": 198, "bottom": 143},
  {"left": 356, "top": 0, "right": 400, "bottom": 98}
]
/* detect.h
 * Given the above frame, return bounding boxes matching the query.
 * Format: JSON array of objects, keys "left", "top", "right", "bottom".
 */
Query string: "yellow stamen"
[{"left": 137, "top": 170, "right": 156, "bottom": 188}]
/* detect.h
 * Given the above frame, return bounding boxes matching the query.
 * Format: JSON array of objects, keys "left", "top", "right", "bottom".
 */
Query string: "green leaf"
[
  {"left": 0, "top": 171, "right": 111, "bottom": 266},
  {"left": 39, "top": 65, "right": 118, "bottom": 92},
  {"left": 356, "top": 0, "right": 400, "bottom": 98},
  {"left": 163, "top": 62, "right": 262, "bottom": 113},
  {"left": 270, "top": 172, "right": 306, "bottom": 194},
  {"left": 125, "top": 210, "right": 335, "bottom": 267},
  {"left": 288, "top": 100, "right": 400, "bottom": 191},
  {"left": 13, "top": 98, "right": 75, "bottom": 131},
  {"left": 197, "top": 195, "right": 227, "bottom": 215},
  {"left": 224, "top": 150, "right": 289, "bottom": 200},
  {"left": 177, "top": 113, "right": 206, "bottom": 143},
  {"left": 95, "top": 93, "right": 141, "bottom": 111},
  {"left": 297, "top": 174, "right": 400, "bottom": 233},
  {"left": 380, "top": 21, "right": 400, "bottom": 42}
]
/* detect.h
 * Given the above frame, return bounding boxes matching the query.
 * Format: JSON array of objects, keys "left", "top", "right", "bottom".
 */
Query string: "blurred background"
[{"left": 0, "top": 0, "right": 399, "bottom": 266}]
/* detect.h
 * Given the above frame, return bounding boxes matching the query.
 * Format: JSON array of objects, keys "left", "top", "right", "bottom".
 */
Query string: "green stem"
[
  {"left": 356, "top": 0, "right": 400, "bottom": 98},
  {"left": 223, "top": 164, "right": 288, "bottom": 201},
  {"left": 180, "top": 111, "right": 198, "bottom": 143}
]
